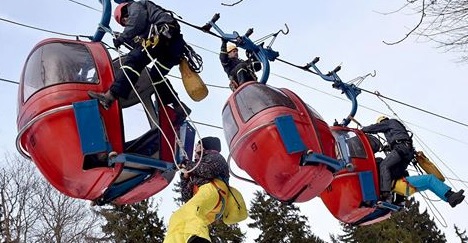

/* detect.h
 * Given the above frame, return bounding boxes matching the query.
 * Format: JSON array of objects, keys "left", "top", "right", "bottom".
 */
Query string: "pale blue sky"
[{"left": 1, "top": 0, "right": 467, "bottom": 242}]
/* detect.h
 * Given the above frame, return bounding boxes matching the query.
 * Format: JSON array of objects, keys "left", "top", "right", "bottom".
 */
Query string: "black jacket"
[
  {"left": 180, "top": 151, "right": 230, "bottom": 203},
  {"left": 361, "top": 119, "right": 411, "bottom": 145},
  {"left": 118, "top": 0, "right": 176, "bottom": 47},
  {"left": 219, "top": 41, "right": 261, "bottom": 81}
]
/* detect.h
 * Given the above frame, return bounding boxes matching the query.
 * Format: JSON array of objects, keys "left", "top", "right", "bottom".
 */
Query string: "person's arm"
[
  {"left": 220, "top": 40, "right": 229, "bottom": 65},
  {"left": 361, "top": 122, "right": 389, "bottom": 134}
]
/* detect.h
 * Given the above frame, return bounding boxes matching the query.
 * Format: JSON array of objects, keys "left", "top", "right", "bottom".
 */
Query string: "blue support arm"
[
  {"left": 91, "top": 0, "right": 112, "bottom": 42},
  {"left": 306, "top": 57, "right": 361, "bottom": 127}
]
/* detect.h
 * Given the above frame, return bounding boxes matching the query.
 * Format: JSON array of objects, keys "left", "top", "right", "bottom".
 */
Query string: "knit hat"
[{"left": 199, "top": 137, "right": 221, "bottom": 152}]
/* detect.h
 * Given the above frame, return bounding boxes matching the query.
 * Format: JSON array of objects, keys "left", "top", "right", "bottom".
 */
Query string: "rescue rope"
[{"left": 139, "top": 44, "right": 206, "bottom": 173}]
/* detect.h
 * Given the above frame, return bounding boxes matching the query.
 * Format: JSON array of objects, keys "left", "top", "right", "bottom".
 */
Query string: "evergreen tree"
[
  {"left": 339, "top": 198, "right": 446, "bottom": 243},
  {"left": 248, "top": 190, "right": 325, "bottom": 243},
  {"left": 209, "top": 220, "right": 245, "bottom": 243},
  {"left": 173, "top": 177, "right": 246, "bottom": 242},
  {"left": 97, "top": 199, "right": 166, "bottom": 242},
  {"left": 455, "top": 225, "right": 468, "bottom": 243}
]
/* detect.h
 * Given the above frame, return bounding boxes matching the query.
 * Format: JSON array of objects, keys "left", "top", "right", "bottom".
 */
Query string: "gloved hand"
[
  {"left": 113, "top": 38, "right": 123, "bottom": 49},
  {"left": 382, "top": 144, "right": 391, "bottom": 152}
]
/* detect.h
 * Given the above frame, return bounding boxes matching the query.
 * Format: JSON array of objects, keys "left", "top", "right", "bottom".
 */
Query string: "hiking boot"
[
  {"left": 88, "top": 91, "right": 115, "bottom": 110},
  {"left": 447, "top": 189, "right": 465, "bottom": 208},
  {"left": 380, "top": 191, "right": 393, "bottom": 203},
  {"left": 174, "top": 102, "right": 191, "bottom": 126}
]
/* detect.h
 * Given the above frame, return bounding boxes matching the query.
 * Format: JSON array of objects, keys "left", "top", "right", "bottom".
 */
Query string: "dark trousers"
[
  {"left": 379, "top": 149, "right": 403, "bottom": 192},
  {"left": 231, "top": 62, "right": 257, "bottom": 85},
  {"left": 110, "top": 34, "right": 185, "bottom": 105}
]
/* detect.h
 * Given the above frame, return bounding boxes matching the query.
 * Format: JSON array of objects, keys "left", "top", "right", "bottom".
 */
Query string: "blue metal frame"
[
  {"left": 305, "top": 58, "right": 361, "bottom": 127},
  {"left": 358, "top": 171, "right": 378, "bottom": 201},
  {"left": 205, "top": 15, "right": 279, "bottom": 84},
  {"left": 108, "top": 154, "right": 175, "bottom": 171},
  {"left": 91, "top": 0, "right": 112, "bottom": 42},
  {"left": 178, "top": 122, "right": 196, "bottom": 162},
  {"left": 100, "top": 173, "right": 151, "bottom": 203},
  {"left": 301, "top": 152, "right": 343, "bottom": 172},
  {"left": 73, "top": 100, "right": 111, "bottom": 154},
  {"left": 275, "top": 115, "right": 307, "bottom": 154}
]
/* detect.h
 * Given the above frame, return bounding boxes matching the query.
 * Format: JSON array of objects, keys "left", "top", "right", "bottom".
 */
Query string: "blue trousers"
[{"left": 406, "top": 174, "right": 451, "bottom": 201}]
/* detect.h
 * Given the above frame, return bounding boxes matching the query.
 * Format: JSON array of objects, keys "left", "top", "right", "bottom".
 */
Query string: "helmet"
[
  {"left": 376, "top": 115, "right": 388, "bottom": 123},
  {"left": 114, "top": 2, "right": 129, "bottom": 26},
  {"left": 227, "top": 43, "right": 238, "bottom": 53}
]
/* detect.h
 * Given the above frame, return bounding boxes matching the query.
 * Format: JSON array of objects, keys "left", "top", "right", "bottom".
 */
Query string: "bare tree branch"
[
  {"left": 383, "top": 0, "right": 427, "bottom": 45},
  {"left": 383, "top": 0, "right": 468, "bottom": 62},
  {"left": 221, "top": 0, "right": 244, "bottom": 7}
]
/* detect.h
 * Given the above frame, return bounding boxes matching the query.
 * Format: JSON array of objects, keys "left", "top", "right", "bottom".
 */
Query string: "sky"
[{"left": 1, "top": 0, "right": 468, "bottom": 242}]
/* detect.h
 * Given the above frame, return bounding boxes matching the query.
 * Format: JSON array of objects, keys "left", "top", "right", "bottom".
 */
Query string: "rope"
[{"left": 0, "top": 17, "right": 87, "bottom": 38}]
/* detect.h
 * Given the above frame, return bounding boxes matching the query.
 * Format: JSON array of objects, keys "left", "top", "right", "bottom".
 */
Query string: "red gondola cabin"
[
  {"left": 16, "top": 38, "right": 193, "bottom": 205},
  {"left": 222, "top": 82, "right": 342, "bottom": 203}
]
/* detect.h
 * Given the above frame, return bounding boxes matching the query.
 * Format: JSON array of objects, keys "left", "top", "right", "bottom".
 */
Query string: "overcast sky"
[{"left": 1, "top": 0, "right": 467, "bottom": 242}]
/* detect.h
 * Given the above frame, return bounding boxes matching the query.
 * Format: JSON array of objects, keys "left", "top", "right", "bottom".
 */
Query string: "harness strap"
[{"left": 210, "top": 180, "right": 227, "bottom": 220}]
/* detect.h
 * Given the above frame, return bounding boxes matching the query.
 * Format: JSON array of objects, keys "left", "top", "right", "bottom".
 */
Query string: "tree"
[
  {"left": 0, "top": 153, "right": 102, "bottom": 242},
  {"left": 209, "top": 220, "right": 245, "bottom": 243},
  {"left": 31, "top": 182, "right": 102, "bottom": 242},
  {"left": 0, "top": 154, "right": 41, "bottom": 242},
  {"left": 97, "top": 199, "right": 166, "bottom": 242},
  {"left": 248, "top": 190, "right": 325, "bottom": 243},
  {"left": 386, "top": 1, "right": 468, "bottom": 62},
  {"left": 338, "top": 198, "right": 446, "bottom": 243},
  {"left": 455, "top": 225, "right": 468, "bottom": 243}
]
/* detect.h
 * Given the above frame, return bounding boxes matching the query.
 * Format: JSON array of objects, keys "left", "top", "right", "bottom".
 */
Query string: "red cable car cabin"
[
  {"left": 16, "top": 38, "right": 193, "bottom": 205},
  {"left": 320, "top": 126, "right": 394, "bottom": 225},
  {"left": 222, "top": 82, "right": 342, "bottom": 203}
]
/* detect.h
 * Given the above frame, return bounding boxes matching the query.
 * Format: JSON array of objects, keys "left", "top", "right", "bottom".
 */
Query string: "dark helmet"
[{"left": 198, "top": 137, "right": 221, "bottom": 152}]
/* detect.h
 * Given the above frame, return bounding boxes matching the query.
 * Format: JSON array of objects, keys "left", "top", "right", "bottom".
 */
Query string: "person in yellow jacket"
[
  {"left": 393, "top": 174, "right": 464, "bottom": 208},
  {"left": 164, "top": 137, "right": 230, "bottom": 243}
]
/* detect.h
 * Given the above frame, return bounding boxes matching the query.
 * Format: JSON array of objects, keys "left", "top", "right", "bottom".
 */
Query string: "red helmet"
[{"left": 114, "top": 2, "right": 129, "bottom": 26}]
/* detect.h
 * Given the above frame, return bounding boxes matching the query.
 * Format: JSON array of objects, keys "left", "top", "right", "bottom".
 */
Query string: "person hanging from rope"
[
  {"left": 88, "top": 0, "right": 195, "bottom": 124},
  {"left": 361, "top": 116, "right": 415, "bottom": 203},
  {"left": 164, "top": 137, "right": 230, "bottom": 243},
  {"left": 392, "top": 174, "right": 465, "bottom": 208},
  {"left": 219, "top": 39, "right": 261, "bottom": 91}
]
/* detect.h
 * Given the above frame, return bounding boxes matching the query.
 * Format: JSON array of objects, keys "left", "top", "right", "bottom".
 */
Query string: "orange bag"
[{"left": 179, "top": 58, "right": 208, "bottom": 102}]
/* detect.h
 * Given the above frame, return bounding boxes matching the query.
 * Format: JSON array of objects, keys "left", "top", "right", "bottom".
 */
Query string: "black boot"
[
  {"left": 88, "top": 91, "right": 115, "bottom": 110},
  {"left": 380, "top": 191, "right": 393, "bottom": 203},
  {"left": 446, "top": 189, "right": 465, "bottom": 208}
]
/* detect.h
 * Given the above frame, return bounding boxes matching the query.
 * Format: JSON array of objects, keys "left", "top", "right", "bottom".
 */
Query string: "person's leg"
[
  {"left": 148, "top": 65, "right": 177, "bottom": 105},
  {"left": 110, "top": 48, "right": 150, "bottom": 99},
  {"left": 88, "top": 48, "right": 149, "bottom": 109},
  {"left": 379, "top": 150, "right": 402, "bottom": 193},
  {"left": 405, "top": 174, "right": 451, "bottom": 201},
  {"left": 235, "top": 63, "right": 256, "bottom": 85}
]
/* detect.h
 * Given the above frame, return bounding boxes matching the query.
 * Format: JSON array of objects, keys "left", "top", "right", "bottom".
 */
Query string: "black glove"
[
  {"left": 382, "top": 144, "right": 391, "bottom": 152},
  {"left": 113, "top": 38, "right": 123, "bottom": 49}
]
